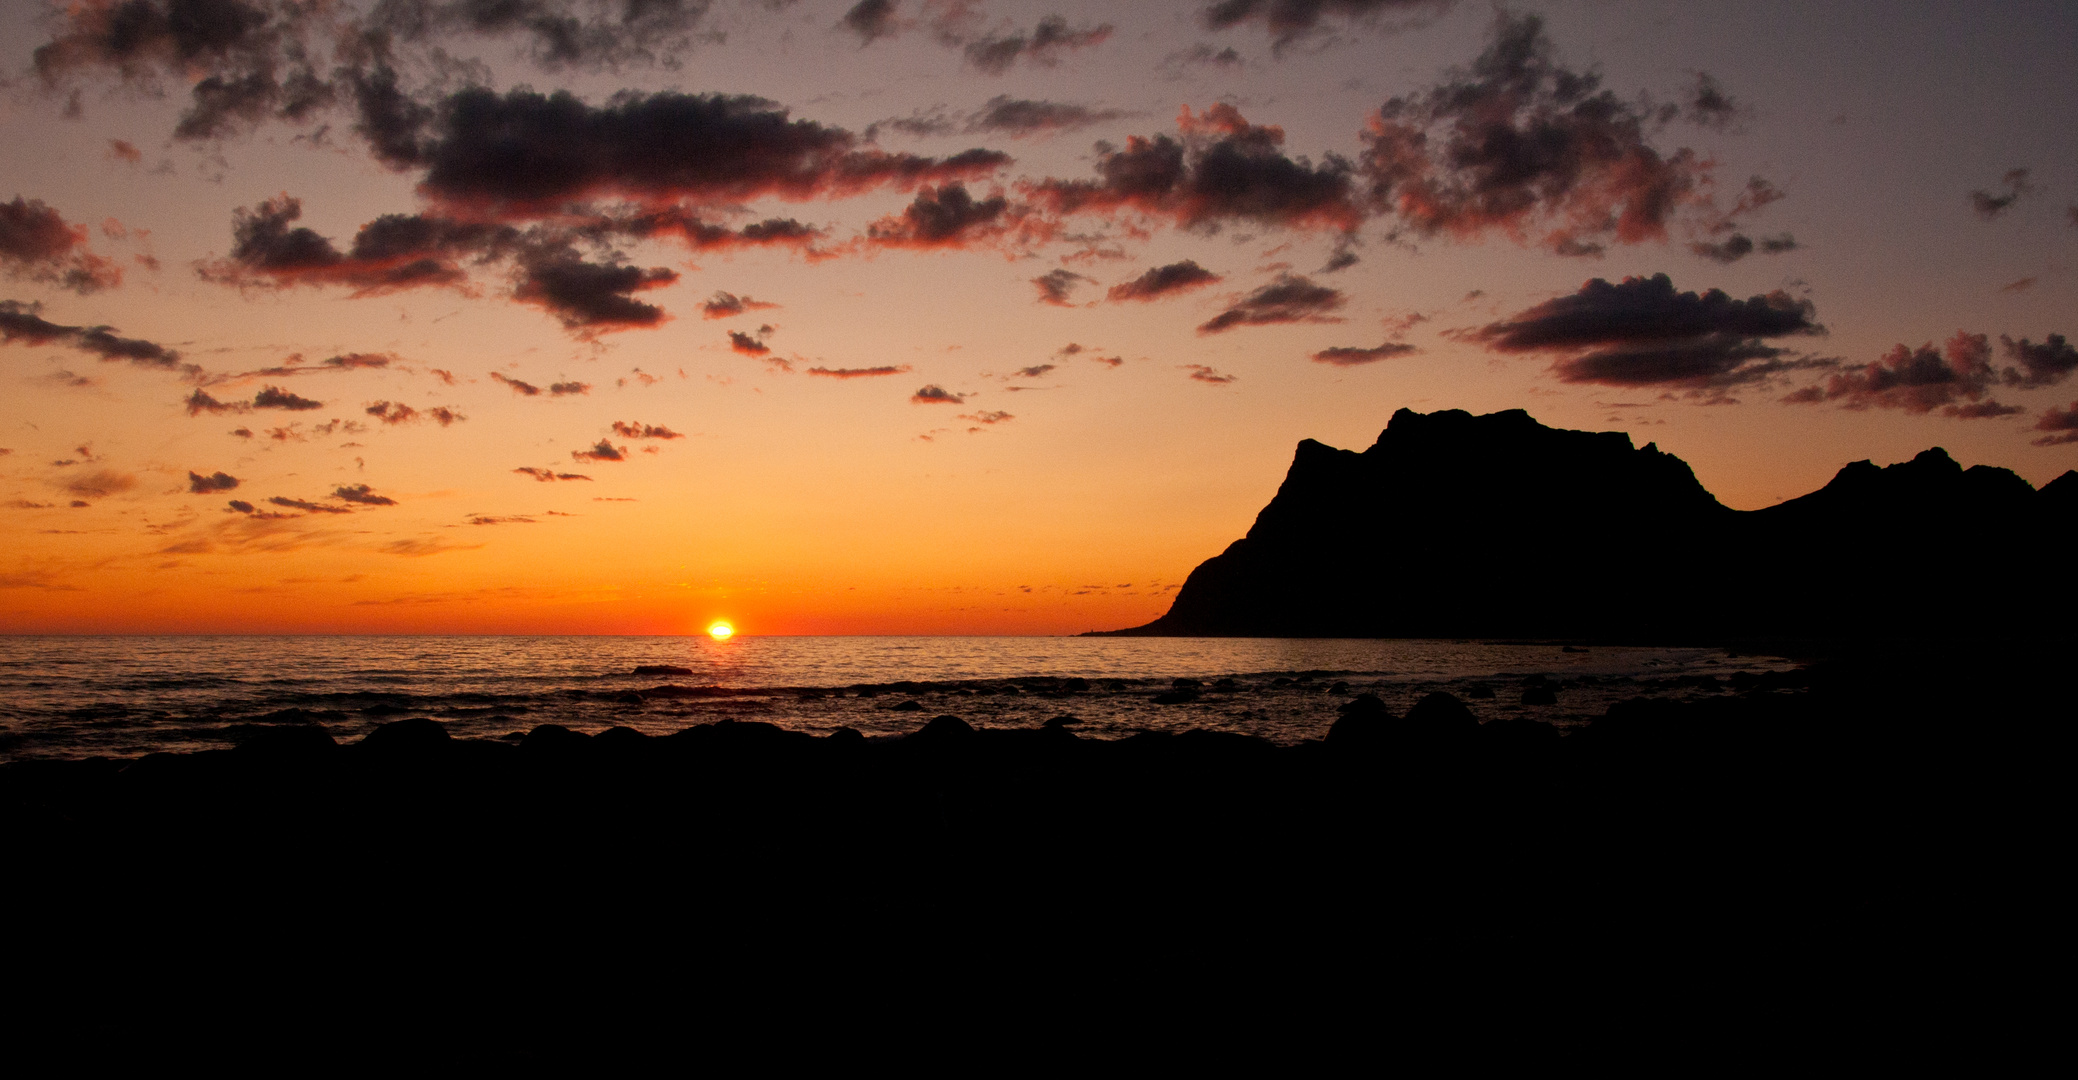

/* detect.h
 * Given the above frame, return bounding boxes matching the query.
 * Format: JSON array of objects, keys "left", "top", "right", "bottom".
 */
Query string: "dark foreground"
[{"left": 3, "top": 638, "right": 2064, "bottom": 1038}]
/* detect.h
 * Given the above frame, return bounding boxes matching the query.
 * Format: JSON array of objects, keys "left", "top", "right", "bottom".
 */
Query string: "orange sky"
[{"left": 3, "top": 1, "right": 2075, "bottom": 634}]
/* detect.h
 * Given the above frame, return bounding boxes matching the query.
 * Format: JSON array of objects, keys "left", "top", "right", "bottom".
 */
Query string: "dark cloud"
[
  {"left": 1685, "top": 72, "right": 1740, "bottom": 130},
  {"left": 1108, "top": 260, "right": 1221, "bottom": 302},
  {"left": 2034, "top": 403, "right": 2078, "bottom": 446},
  {"left": 3, "top": 301, "right": 189, "bottom": 373},
  {"left": 198, "top": 196, "right": 511, "bottom": 294},
  {"left": 1013, "top": 364, "right": 1057, "bottom": 379},
  {"left": 1360, "top": 12, "right": 1712, "bottom": 254},
  {"left": 610, "top": 421, "right": 684, "bottom": 439},
  {"left": 1791, "top": 332, "right": 2002, "bottom": 414},
  {"left": 572, "top": 440, "right": 627, "bottom": 462},
  {"left": 366, "top": 401, "right": 418, "bottom": 424},
  {"left": 321, "top": 352, "right": 394, "bottom": 370},
  {"left": 426, "top": 406, "right": 463, "bottom": 426},
  {"left": 549, "top": 380, "right": 590, "bottom": 396},
  {"left": 231, "top": 427, "right": 253, "bottom": 438},
  {"left": 1032, "top": 103, "right": 1360, "bottom": 233},
  {"left": 468, "top": 515, "right": 536, "bottom": 526},
  {"left": 253, "top": 385, "right": 322, "bottom": 410},
  {"left": 806, "top": 365, "right": 908, "bottom": 378},
  {"left": 841, "top": 0, "right": 900, "bottom": 44},
  {"left": 1203, "top": 0, "right": 1442, "bottom": 46},
  {"left": 226, "top": 500, "right": 254, "bottom": 513},
  {"left": 515, "top": 466, "right": 593, "bottom": 481},
  {"left": 1999, "top": 334, "right": 2078, "bottom": 390},
  {"left": 701, "top": 291, "right": 778, "bottom": 319},
  {"left": 1182, "top": 364, "right": 1236, "bottom": 384},
  {"left": 1312, "top": 341, "right": 1418, "bottom": 365},
  {"left": 912, "top": 385, "right": 965, "bottom": 403},
  {"left": 968, "top": 96, "right": 1129, "bottom": 137},
  {"left": 402, "top": 88, "right": 1009, "bottom": 217},
  {"left": 269, "top": 496, "right": 350, "bottom": 514},
  {"left": 1173, "top": 44, "right": 1244, "bottom": 68},
  {"left": 1690, "top": 233, "right": 1798, "bottom": 264},
  {"left": 1475, "top": 273, "right": 1827, "bottom": 391},
  {"left": 728, "top": 330, "right": 770, "bottom": 356},
  {"left": 512, "top": 250, "right": 676, "bottom": 334},
  {"left": 333, "top": 484, "right": 397, "bottom": 506},
  {"left": 0, "top": 300, "right": 78, "bottom": 345},
  {"left": 492, "top": 372, "right": 542, "bottom": 395},
  {"left": 1945, "top": 401, "right": 2024, "bottom": 419},
  {"left": 1, "top": 197, "right": 121, "bottom": 294},
  {"left": 964, "top": 16, "right": 1112, "bottom": 75},
  {"left": 187, "top": 470, "right": 240, "bottom": 494},
  {"left": 867, "top": 183, "right": 1024, "bottom": 249},
  {"left": 1197, "top": 273, "right": 1345, "bottom": 334},
  {"left": 1032, "top": 269, "right": 1090, "bottom": 306},
  {"left": 108, "top": 139, "right": 143, "bottom": 163},
  {"left": 1970, "top": 168, "right": 2031, "bottom": 221}
]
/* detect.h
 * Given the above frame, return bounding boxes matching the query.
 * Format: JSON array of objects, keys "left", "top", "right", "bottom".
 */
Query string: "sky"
[{"left": 1, "top": 0, "right": 2074, "bottom": 635}]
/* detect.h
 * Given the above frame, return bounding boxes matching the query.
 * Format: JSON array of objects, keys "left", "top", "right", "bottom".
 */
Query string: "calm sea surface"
[{"left": 0, "top": 635, "right": 1800, "bottom": 761}]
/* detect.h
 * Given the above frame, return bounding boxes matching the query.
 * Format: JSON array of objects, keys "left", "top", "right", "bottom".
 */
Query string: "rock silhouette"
[{"left": 1098, "top": 408, "right": 2076, "bottom": 640}]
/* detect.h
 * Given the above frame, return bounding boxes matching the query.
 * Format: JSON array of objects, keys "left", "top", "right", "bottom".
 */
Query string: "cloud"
[
  {"left": 807, "top": 365, "right": 908, "bottom": 378},
  {"left": 366, "top": 401, "right": 417, "bottom": 424},
  {"left": 549, "top": 380, "right": 590, "bottom": 396},
  {"left": 187, "top": 389, "right": 239, "bottom": 415},
  {"left": 426, "top": 407, "right": 463, "bottom": 426},
  {"left": 701, "top": 291, "right": 778, "bottom": 319},
  {"left": 1474, "top": 273, "right": 1828, "bottom": 391},
  {"left": 2033, "top": 402, "right": 2078, "bottom": 446},
  {"left": 1791, "top": 331, "right": 2002, "bottom": 414},
  {"left": 1197, "top": 273, "right": 1345, "bottom": 333},
  {"left": 1360, "top": 12, "right": 1714, "bottom": 255},
  {"left": 2, "top": 301, "right": 189, "bottom": 373},
  {"left": 512, "top": 250, "right": 676, "bottom": 334},
  {"left": 1970, "top": 168, "right": 2031, "bottom": 220},
  {"left": 198, "top": 196, "right": 507, "bottom": 295},
  {"left": 1690, "top": 233, "right": 1798, "bottom": 264},
  {"left": 1685, "top": 72, "right": 1741, "bottom": 130},
  {"left": 1182, "top": 364, "right": 1236, "bottom": 384},
  {"left": 968, "top": 96, "right": 1130, "bottom": 137},
  {"left": 958, "top": 410, "right": 1012, "bottom": 426},
  {"left": 1032, "top": 268, "right": 1090, "bottom": 305},
  {"left": 840, "top": 0, "right": 901, "bottom": 44},
  {"left": 108, "top": 139, "right": 143, "bottom": 163},
  {"left": 1203, "top": 0, "right": 1442, "bottom": 46},
  {"left": 187, "top": 471, "right": 240, "bottom": 494},
  {"left": 468, "top": 515, "right": 536, "bottom": 526},
  {"left": 1032, "top": 103, "right": 1360, "bottom": 233},
  {"left": 253, "top": 385, "right": 323, "bottom": 411},
  {"left": 61, "top": 469, "right": 137, "bottom": 498},
  {"left": 728, "top": 330, "right": 770, "bottom": 356},
  {"left": 1, "top": 196, "right": 121, "bottom": 294},
  {"left": 394, "top": 87, "right": 1011, "bottom": 216},
  {"left": 610, "top": 421, "right": 684, "bottom": 439},
  {"left": 1999, "top": 333, "right": 2078, "bottom": 389},
  {"left": 1108, "top": 260, "right": 1222, "bottom": 302},
  {"left": 333, "top": 484, "right": 397, "bottom": 506},
  {"left": 515, "top": 466, "right": 593, "bottom": 481},
  {"left": 1013, "top": 364, "right": 1057, "bottom": 379},
  {"left": 491, "top": 372, "right": 543, "bottom": 395},
  {"left": 867, "top": 183, "right": 1030, "bottom": 249},
  {"left": 912, "top": 385, "right": 965, "bottom": 404},
  {"left": 571, "top": 440, "right": 627, "bottom": 462},
  {"left": 1312, "top": 341, "right": 1418, "bottom": 365},
  {"left": 964, "top": 16, "right": 1113, "bottom": 75}
]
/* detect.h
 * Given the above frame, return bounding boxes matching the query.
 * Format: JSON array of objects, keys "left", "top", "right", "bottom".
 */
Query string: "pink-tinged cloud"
[
  {"left": 728, "top": 330, "right": 770, "bottom": 356},
  {"left": 1032, "top": 268, "right": 1090, "bottom": 305},
  {"left": 610, "top": 421, "right": 684, "bottom": 439},
  {"left": 1109, "top": 260, "right": 1221, "bottom": 302},
  {"left": 1, "top": 196, "right": 121, "bottom": 294},
  {"left": 2034, "top": 402, "right": 2078, "bottom": 446},
  {"left": 1197, "top": 273, "right": 1345, "bottom": 334},
  {"left": 1794, "top": 331, "right": 2003, "bottom": 414},
  {"left": 1031, "top": 104, "right": 1361, "bottom": 234},
  {"left": 701, "top": 291, "right": 779, "bottom": 319},
  {"left": 571, "top": 440, "right": 627, "bottom": 462},
  {"left": 1313, "top": 341, "right": 1419, "bottom": 365},
  {"left": 807, "top": 365, "right": 909, "bottom": 378},
  {"left": 1476, "top": 273, "right": 1830, "bottom": 391},
  {"left": 491, "top": 372, "right": 542, "bottom": 395},
  {"left": 1360, "top": 13, "right": 1716, "bottom": 255}
]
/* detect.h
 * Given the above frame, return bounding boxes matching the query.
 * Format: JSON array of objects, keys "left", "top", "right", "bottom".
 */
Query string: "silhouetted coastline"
[{"left": 1093, "top": 408, "right": 2077, "bottom": 640}]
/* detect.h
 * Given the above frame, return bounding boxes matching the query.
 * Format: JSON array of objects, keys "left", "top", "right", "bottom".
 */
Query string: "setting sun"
[{"left": 707, "top": 622, "right": 735, "bottom": 641}]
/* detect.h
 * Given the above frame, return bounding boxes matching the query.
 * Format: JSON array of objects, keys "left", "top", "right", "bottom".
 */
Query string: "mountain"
[{"left": 1097, "top": 408, "right": 2074, "bottom": 640}]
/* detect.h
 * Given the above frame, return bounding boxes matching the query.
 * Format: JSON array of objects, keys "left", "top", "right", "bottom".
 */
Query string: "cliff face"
[{"left": 1102, "top": 408, "right": 2073, "bottom": 640}]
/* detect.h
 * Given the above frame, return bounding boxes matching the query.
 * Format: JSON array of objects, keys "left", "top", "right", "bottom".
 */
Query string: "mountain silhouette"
[{"left": 1097, "top": 408, "right": 2075, "bottom": 640}]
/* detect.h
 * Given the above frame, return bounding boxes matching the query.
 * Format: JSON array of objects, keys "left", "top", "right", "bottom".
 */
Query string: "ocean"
[{"left": 0, "top": 635, "right": 1802, "bottom": 761}]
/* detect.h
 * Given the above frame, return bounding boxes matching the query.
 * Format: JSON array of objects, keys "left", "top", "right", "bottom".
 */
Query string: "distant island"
[{"left": 1094, "top": 408, "right": 2076, "bottom": 641}]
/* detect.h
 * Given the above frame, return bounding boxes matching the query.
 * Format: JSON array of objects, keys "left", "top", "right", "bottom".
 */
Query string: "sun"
[{"left": 707, "top": 621, "right": 734, "bottom": 640}]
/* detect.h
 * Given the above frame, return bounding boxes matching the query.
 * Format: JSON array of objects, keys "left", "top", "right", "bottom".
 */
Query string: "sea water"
[{"left": 0, "top": 635, "right": 1802, "bottom": 761}]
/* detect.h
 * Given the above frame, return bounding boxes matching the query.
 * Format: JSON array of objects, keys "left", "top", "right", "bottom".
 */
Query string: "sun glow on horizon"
[{"left": 708, "top": 621, "right": 735, "bottom": 640}]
